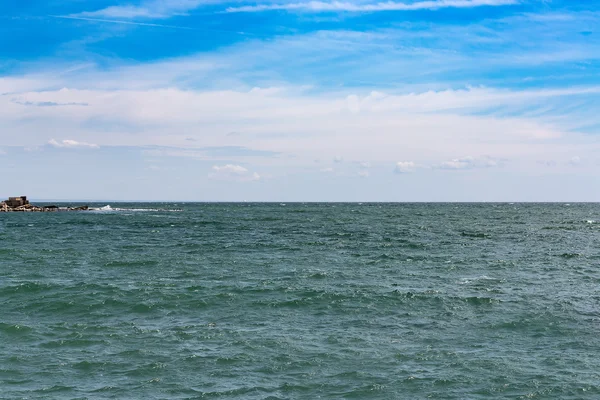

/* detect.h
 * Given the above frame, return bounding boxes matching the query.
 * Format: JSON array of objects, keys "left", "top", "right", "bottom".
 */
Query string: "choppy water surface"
[{"left": 1, "top": 203, "right": 600, "bottom": 399}]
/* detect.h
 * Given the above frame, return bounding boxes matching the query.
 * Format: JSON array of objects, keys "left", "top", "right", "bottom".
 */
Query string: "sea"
[{"left": 1, "top": 203, "right": 600, "bottom": 399}]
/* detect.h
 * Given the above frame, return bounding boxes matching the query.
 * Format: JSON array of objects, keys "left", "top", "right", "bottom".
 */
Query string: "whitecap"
[
  {"left": 459, "top": 275, "right": 499, "bottom": 285},
  {"left": 90, "top": 205, "right": 182, "bottom": 213},
  {"left": 90, "top": 205, "right": 114, "bottom": 212}
]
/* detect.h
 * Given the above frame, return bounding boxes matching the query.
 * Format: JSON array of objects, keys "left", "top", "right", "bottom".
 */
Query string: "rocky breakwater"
[{"left": 0, "top": 196, "right": 89, "bottom": 212}]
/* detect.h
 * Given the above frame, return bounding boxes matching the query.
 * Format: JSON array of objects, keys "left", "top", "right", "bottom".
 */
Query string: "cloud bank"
[{"left": 1, "top": 80, "right": 596, "bottom": 174}]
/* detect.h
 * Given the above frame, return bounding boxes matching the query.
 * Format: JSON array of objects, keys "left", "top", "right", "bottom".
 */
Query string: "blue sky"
[{"left": 1, "top": 0, "right": 600, "bottom": 201}]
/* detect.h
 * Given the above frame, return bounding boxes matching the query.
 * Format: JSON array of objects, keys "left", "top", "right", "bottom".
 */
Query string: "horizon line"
[{"left": 14, "top": 199, "right": 600, "bottom": 204}]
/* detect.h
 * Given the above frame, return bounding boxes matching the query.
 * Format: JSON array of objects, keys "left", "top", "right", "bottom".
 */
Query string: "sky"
[{"left": 1, "top": 0, "right": 599, "bottom": 201}]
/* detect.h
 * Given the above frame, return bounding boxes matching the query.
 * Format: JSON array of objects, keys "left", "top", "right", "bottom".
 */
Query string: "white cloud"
[
  {"left": 213, "top": 164, "right": 248, "bottom": 174},
  {"left": 359, "top": 162, "right": 371, "bottom": 169},
  {"left": 227, "top": 0, "right": 518, "bottom": 13},
  {"left": 358, "top": 170, "right": 370, "bottom": 178},
  {"left": 437, "top": 155, "right": 500, "bottom": 170},
  {"left": 321, "top": 167, "right": 334, "bottom": 172},
  {"left": 0, "top": 148, "right": 6, "bottom": 155},
  {"left": 568, "top": 156, "right": 581, "bottom": 166},
  {"left": 395, "top": 161, "right": 416, "bottom": 173},
  {"left": 209, "top": 164, "right": 261, "bottom": 181},
  {"left": 48, "top": 139, "right": 99, "bottom": 149},
  {"left": 333, "top": 155, "right": 344, "bottom": 163}
]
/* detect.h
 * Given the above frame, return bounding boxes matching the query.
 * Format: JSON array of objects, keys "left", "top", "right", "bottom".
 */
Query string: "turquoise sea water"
[{"left": 1, "top": 203, "right": 600, "bottom": 399}]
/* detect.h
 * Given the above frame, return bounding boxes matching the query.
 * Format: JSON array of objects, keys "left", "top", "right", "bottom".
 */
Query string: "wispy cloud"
[
  {"left": 48, "top": 139, "right": 99, "bottom": 149},
  {"left": 12, "top": 98, "right": 88, "bottom": 107},
  {"left": 25, "top": 10, "right": 600, "bottom": 97},
  {"left": 51, "top": 15, "right": 194, "bottom": 29},
  {"left": 76, "top": 5, "right": 161, "bottom": 19},
  {"left": 226, "top": 0, "right": 518, "bottom": 13},
  {"left": 436, "top": 155, "right": 502, "bottom": 170},
  {"left": 142, "top": 146, "right": 278, "bottom": 159},
  {"left": 70, "top": 0, "right": 205, "bottom": 20}
]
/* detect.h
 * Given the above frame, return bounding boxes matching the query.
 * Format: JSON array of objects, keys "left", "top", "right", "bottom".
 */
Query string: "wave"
[
  {"left": 90, "top": 205, "right": 114, "bottom": 212},
  {"left": 89, "top": 205, "right": 182, "bottom": 212},
  {"left": 459, "top": 275, "right": 502, "bottom": 285}
]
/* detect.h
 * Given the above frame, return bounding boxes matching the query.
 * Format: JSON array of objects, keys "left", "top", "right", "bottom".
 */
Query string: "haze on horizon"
[{"left": 1, "top": 0, "right": 599, "bottom": 202}]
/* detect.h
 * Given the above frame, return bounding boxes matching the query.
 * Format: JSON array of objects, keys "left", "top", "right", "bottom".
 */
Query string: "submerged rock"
[{"left": 68, "top": 206, "right": 89, "bottom": 211}]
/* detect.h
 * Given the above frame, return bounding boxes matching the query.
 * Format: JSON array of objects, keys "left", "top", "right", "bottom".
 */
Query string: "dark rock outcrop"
[{"left": 0, "top": 197, "right": 89, "bottom": 212}]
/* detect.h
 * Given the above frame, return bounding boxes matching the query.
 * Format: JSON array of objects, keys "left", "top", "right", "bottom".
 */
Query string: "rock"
[
  {"left": 0, "top": 196, "right": 88, "bottom": 212},
  {"left": 69, "top": 206, "right": 89, "bottom": 211}
]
